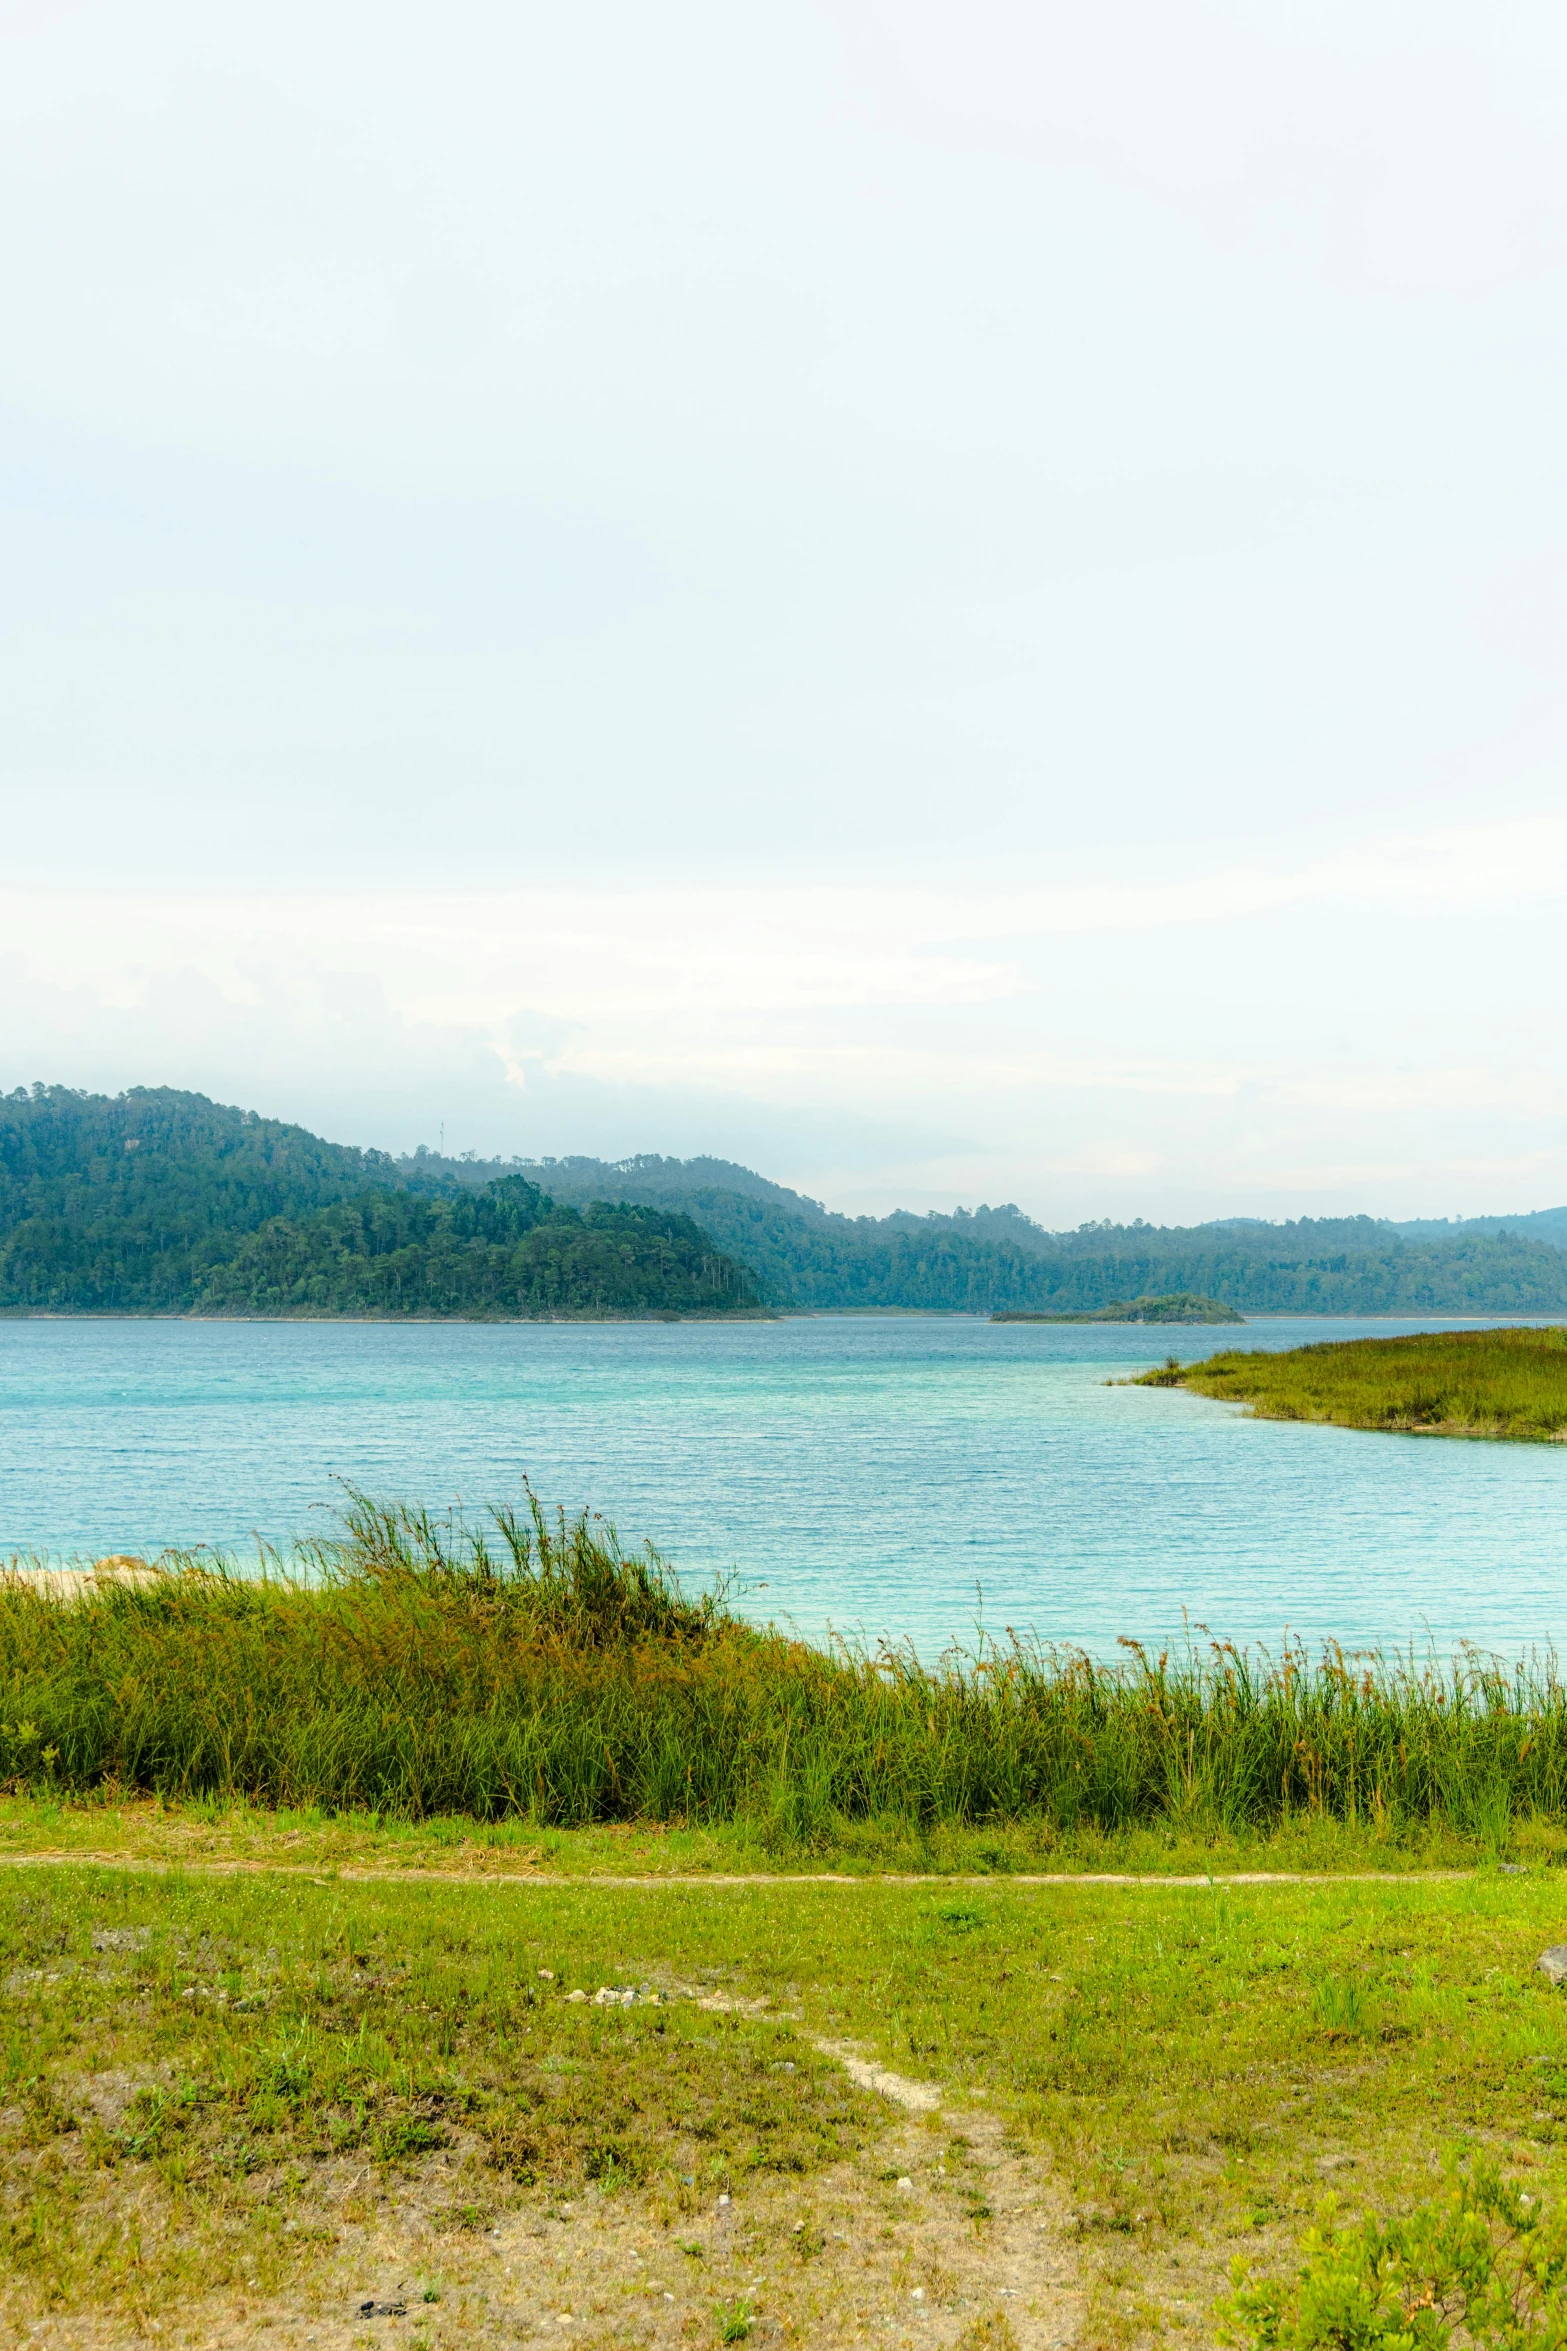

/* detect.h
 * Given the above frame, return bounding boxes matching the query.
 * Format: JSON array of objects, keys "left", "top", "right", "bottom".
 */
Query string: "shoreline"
[
  {"left": 2, "top": 1306, "right": 1559, "bottom": 1325},
  {"left": 1139, "top": 1323, "right": 1567, "bottom": 1444}
]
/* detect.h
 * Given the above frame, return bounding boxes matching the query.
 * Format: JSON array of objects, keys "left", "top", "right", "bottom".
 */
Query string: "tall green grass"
[
  {"left": 1137, "top": 1323, "right": 1567, "bottom": 1440},
  {"left": 3, "top": 1490, "right": 1566, "bottom": 1839}
]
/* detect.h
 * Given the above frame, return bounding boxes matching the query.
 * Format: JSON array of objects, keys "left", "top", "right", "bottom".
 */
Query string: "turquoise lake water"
[{"left": 1, "top": 1314, "right": 1563, "bottom": 1660}]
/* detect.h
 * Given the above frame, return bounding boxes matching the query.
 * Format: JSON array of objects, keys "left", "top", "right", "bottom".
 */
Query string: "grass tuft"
[{"left": 7, "top": 1484, "right": 1567, "bottom": 1844}]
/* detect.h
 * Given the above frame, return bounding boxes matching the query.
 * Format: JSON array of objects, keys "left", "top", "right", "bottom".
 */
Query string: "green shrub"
[{"left": 1225, "top": 2162, "right": 1567, "bottom": 2349}]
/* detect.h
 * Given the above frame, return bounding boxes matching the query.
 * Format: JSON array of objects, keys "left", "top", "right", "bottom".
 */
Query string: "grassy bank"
[
  {"left": 2, "top": 1859, "right": 1566, "bottom": 2346},
  {"left": 6, "top": 1491, "right": 1567, "bottom": 1852},
  {"left": 1133, "top": 1322, "right": 1567, "bottom": 1441}
]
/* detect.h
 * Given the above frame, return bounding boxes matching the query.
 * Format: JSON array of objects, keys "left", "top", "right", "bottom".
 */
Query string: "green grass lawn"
[
  {"left": 6, "top": 1848, "right": 1567, "bottom": 2348},
  {"left": 1133, "top": 1324, "right": 1567, "bottom": 1442},
  {"left": 0, "top": 1787, "right": 1559, "bottom": 1883}
]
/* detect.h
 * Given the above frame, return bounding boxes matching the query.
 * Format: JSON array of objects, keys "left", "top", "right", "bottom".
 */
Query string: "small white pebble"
[
  {"left": 896, "top": 2176, "right": 914, "bottom": 2192},
  {"left": 717, "top": 2192, "right": 731, "bottom": 2207},
  {"left": 567, "top": 1989, "right": 587, "bottom": 2003},
  {"left": 911, "top": 2287, "right": 926, "bottom": 2301},
  {"left": 664, "top": 2293, "right": 675, "bottom": 2303},
  {"left": 538, "top": 1968, "right": 555, "bottom": 1981}
]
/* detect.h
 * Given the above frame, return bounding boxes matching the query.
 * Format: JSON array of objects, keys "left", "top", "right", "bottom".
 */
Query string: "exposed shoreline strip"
[{"left": 0, "top": 1849, "right": 1479, "bottom": 1889}]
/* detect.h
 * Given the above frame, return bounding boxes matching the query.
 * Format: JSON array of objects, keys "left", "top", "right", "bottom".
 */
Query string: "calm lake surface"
[{"left": 1, "top": 1314, "right": 1563, "bottom": 1660}]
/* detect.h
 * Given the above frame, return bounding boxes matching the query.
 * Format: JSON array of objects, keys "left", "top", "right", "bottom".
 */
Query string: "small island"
[
  {"left": 1132, "top": 1323, "right": 1567, "bottom": 1441},
  {"left": 993, "top": 1293, "right": 1244, "bottom": 1325}
]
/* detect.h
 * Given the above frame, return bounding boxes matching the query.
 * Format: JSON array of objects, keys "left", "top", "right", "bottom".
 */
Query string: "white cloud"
[
  {"left": 5, "top": 801, "right": 1567, "bottom": 1218},
  {"left": 4, "top": 6, "right": 1567, "bottom": 1218}
]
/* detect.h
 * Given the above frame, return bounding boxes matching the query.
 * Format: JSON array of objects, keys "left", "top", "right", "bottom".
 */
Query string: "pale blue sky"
[{"left": 4, "top": 3, "right": 1566, "bottom": 1218}]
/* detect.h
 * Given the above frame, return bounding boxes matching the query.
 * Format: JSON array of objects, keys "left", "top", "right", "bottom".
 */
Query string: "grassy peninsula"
[{"left": 1136, "top": 1323, "right": 1567, "bottom": 1442}]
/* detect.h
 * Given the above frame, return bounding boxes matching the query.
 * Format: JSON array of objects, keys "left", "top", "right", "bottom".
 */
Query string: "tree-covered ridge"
[
  {"left": 0, "top": 1091, "right": 762, "bottom": 1319},
  {"left": 196, "top": 1178, "right": 765, "bottom": 1319},
  {"left": 0, "top": 1084, "right": 421, "bottom": 1312},
  {"left": 9, "top": 1087, "right": 1567, "bottom": 1318},
  {"left": 418, "top": 1152, "right": 1567, "bottom": 1316},
  {"left": 1392, "top": 1204, "right": 1567, "bottom": 1245}
]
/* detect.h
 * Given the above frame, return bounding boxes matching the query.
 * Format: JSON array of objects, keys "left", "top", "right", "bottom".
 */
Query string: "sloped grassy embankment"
[
  {"left": 3, "top": 1489, "right": 1567, "bottom": 1844},
  {"left": 1136, "top": 1322, "right": 1567, "bottom": 1442}
]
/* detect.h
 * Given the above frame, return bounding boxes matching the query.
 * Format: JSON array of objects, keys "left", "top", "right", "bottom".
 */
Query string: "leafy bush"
[{"left": 1225, "top": 2162, "right": 1567, "bottom": 2349}]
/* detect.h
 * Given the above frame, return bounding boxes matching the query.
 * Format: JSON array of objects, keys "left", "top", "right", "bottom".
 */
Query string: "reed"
[
  {"left": 1136, "top": 1323, "right": 1567, "bottom": 1440},
  {"left": 3, "top": 1491, "right": 1565, "bottom": 1840}
]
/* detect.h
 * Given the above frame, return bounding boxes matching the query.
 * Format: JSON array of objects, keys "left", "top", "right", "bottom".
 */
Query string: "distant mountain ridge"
[
  {"left": 401, "top": 1149, "right": 1567, "bottom": 1316},
  {"left": 1390, "top": 1207, "right": 1567, "bottom": 1246},
  {"left": 6, "top": 1086, "right": 1567, "bottom": 1318}
]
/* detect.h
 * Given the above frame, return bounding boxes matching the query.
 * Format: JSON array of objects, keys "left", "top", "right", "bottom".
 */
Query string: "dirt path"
[
  {"left": 215, "top": 2089, "right": 1085, "bottom": 2351},
  {"left": 1, "top": 1977, "right": 1083, "bottom": 2351},
  {"left": 0, "top": 1848, "right": 1479, "bottom": 1891}
]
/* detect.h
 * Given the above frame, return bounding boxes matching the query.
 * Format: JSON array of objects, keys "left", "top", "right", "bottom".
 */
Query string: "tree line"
[
  {"left": 6, "top": 1086, "right": 1567, "bottom": 1319},
  {"left": 0, "top": 1090, "right": 761, "bottom": 1318}
]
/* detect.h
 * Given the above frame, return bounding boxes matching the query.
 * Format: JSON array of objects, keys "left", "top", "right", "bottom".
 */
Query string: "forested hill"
[
  {"left": 0, "top": 1090, "right": 762, "bottom": 1318},
  {"left": 8, "top": 1087, "right": 1567, "bottom": 1317},
  {"left": 1391, "top": 1206, "right": 1567, "bottom": 1246},
  {"left": 0, "top": 1085, "right": 414, "bottom": 1311},
  {"left": 197, "top": 1181, "right": 764, "bottom": 1320},
  {"left": 408, "top": 1149, "right": 1567, "bottom": 1316}
]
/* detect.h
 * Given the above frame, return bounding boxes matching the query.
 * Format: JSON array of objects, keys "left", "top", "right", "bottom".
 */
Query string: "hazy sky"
[{"left": 5, "top": 2, "right": 1567, "bottom": 1219}]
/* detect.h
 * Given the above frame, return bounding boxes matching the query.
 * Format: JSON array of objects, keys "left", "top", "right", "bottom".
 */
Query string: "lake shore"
[
  {"left": 1137, "top": 1322, "right": 1567, "bottom": 1442},
  {"left": 7, "top": 1489, "right": 1567, "bottom": 1853},
  {"left": 6, "top": 1495, "right": 1567, "bottom": 2346}
]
